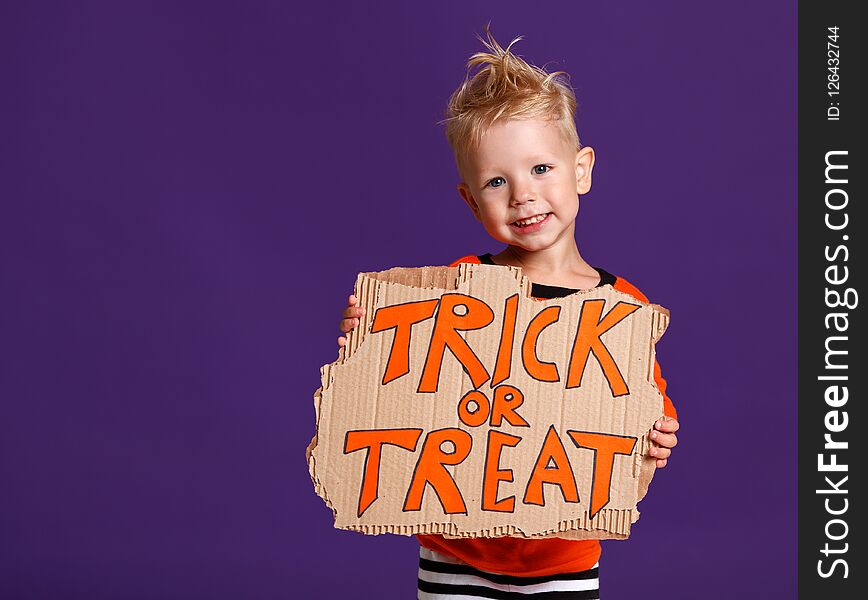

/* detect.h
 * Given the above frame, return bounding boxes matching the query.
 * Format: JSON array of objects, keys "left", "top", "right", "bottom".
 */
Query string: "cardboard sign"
[{"left": 308, "top": 264, "right": 670, "bottom": 540}]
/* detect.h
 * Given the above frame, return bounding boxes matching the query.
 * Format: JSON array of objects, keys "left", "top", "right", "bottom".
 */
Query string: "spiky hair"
[{"left": 442, "top": 25, "right": 580, "bottom": 170}]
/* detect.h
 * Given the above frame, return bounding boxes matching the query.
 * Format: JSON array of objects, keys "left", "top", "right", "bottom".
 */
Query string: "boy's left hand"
[{"left": 649, "top": 416, "right": 679, "bottom": 468}]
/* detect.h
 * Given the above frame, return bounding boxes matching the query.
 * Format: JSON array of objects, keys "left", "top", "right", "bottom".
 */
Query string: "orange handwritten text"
[
  {"left": 344, "top": 426, "right": 637, "bottom": 518},
  {"left": 371, "top": 294, "right": 639, "bottom": 396}
]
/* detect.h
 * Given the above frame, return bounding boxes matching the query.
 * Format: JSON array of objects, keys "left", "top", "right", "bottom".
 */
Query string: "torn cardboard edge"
[{"left": 309, "top": 263, "right": 669, "bottom": 540}]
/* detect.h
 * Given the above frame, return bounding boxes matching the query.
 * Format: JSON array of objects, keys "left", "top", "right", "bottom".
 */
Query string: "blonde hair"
[{"left": 442, "top": 25, "right": 580, "bottom": 169}]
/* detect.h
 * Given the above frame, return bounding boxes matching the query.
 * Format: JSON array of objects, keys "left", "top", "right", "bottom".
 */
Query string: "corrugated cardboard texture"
[{"left": 309, "top": 264, "right": 669, "bottom": 539}]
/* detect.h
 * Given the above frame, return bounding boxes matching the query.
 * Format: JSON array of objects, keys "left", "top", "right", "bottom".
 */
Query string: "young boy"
[{"left": 336, "top": 28, "right": 679, "bottom": 599}]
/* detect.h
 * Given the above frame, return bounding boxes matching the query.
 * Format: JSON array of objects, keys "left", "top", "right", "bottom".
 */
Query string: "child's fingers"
[
  {"left": 340, "top": 317, "right": 360, "bottom": 333},
  {"left": 649, "top": 446, "right": 671, "bottom": 460},
  {"left": 342, "top": 306, "right": 366, "bottom": 319},
  {"left": 654, "top": 417, "right": 680, "bottom": 433},
  {"left": 348, "top": 294, "right": 358, "bottom": 306},
  {"left": 337, "top": 336, "right": 347, "bottom": 347},
  {"left": 656, "top": 458, "right": 668, "bottom": 468},
  {"left": 649, "top": 430, "right": 678, "bottom": 449}
]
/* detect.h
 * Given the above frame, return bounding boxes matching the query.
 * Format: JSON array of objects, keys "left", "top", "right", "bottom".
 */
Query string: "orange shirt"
[{"left": 416, "top": 254, "right": 676, "bottom": 577}]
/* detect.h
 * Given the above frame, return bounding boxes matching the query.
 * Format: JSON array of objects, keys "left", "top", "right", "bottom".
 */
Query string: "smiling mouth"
[{"left": 511, "top": 212, "right": 551, "bottom": 228}]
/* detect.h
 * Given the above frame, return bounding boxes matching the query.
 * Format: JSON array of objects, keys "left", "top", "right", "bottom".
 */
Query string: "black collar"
[{"left": 477, "top": 253, "right": 617, "bottom": 299}]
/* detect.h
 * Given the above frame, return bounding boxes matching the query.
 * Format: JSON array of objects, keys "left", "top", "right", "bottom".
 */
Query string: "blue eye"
[
  {"left": 533, "top": 164, "right": 551, "bottom": 175},
  {"left": 487, "top": 177, "right": 506, "bottom": 188}
]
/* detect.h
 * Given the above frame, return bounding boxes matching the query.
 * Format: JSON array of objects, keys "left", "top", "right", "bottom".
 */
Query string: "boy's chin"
[
  {"left": 506, "top": 233, "right": 557, "bottom": 250},
  {"left": 485, "top": 229, "right": 559, "bottom": 253}
]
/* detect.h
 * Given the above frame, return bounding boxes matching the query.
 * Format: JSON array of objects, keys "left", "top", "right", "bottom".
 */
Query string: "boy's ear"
[
  {"left": 575, "top": 146, "right": 595, "bottom": 195},
  {"left": 457, "top": 183, "right": 482, "bottom": 221}
]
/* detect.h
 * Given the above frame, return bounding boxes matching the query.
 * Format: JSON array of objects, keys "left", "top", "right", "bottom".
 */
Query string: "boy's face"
[{"left": 457, "top": 118, "right": 594, "bottom": 253}]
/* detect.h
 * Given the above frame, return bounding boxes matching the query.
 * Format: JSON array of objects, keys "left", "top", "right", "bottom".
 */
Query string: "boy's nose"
[{"left": 510, "top": 185, "right": 535, "bottom": 205}]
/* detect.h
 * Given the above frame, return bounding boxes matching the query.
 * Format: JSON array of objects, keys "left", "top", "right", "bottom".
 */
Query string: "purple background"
[{"left": 1, "top": 2, "right": 796, "bottom": 598}]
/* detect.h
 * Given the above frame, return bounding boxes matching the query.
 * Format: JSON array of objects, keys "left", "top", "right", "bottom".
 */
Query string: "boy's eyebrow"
[
  {"left": 525, "top": 154, "right": 559, "bottom": 163},
  {"left": 477, "top": 155, "right": 560, "bottom": 176},
  {"left": 480, "top": 155, "right": 560, "bottom": 169}
]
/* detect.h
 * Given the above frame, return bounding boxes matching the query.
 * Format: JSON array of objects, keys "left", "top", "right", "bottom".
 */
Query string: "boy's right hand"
[{"left": 337, "top": 294, "right": 365, "bottom": 347}]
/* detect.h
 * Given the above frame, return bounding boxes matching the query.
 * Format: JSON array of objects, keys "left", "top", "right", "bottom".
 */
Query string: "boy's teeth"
[{"left": 514, "top": 213, "right": 548, "bottom": 226}]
